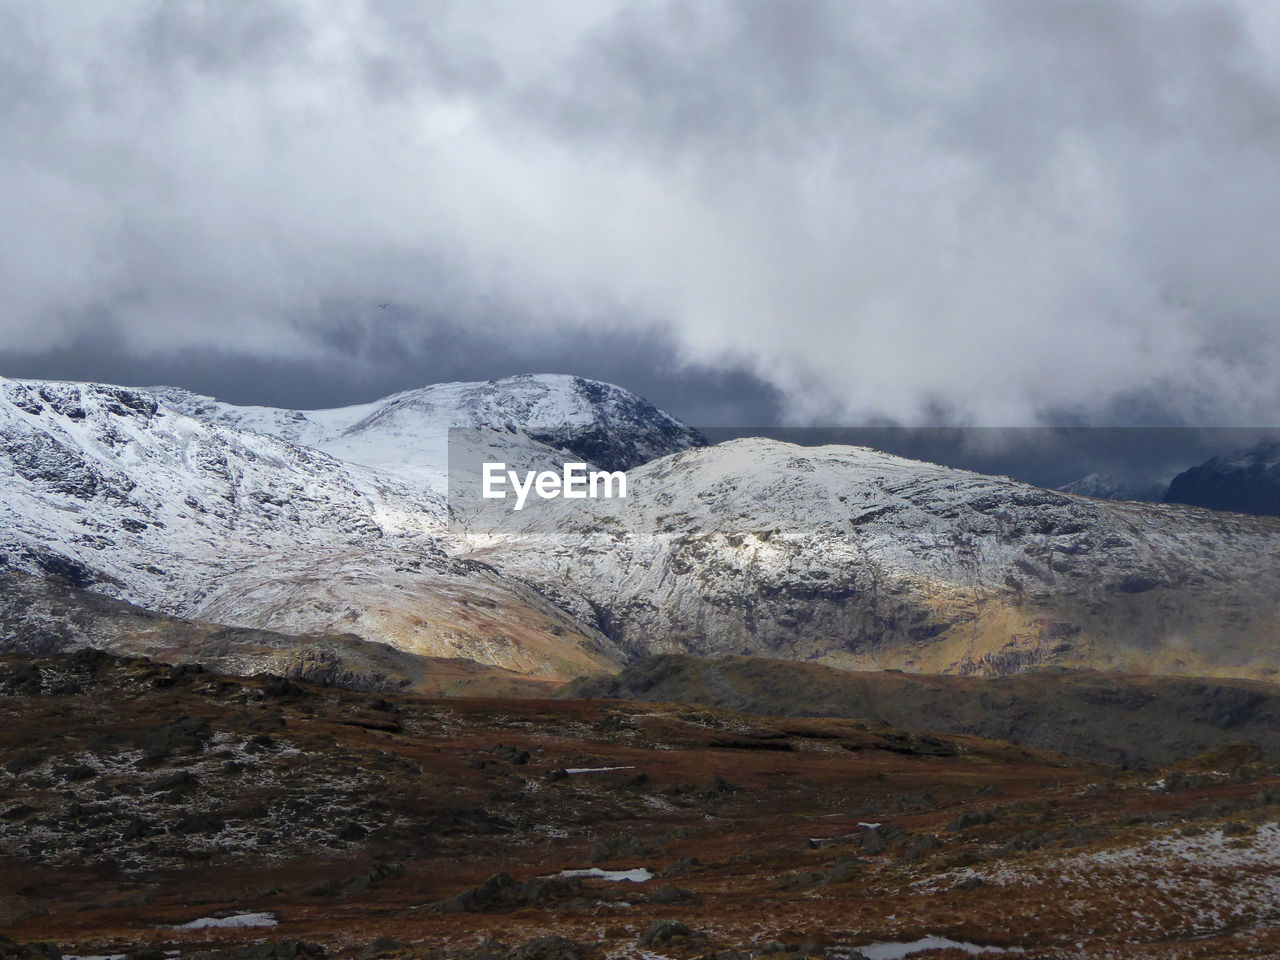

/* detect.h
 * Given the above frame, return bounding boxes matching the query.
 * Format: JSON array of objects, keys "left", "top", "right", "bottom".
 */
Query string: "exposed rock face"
[{"left": 1165, "top": 440, "right": 1280, "bottom": 517}]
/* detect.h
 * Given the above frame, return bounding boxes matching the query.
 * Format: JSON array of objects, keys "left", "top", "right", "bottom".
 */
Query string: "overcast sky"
[{"left": 3, "top": 0, "right": 1280, "bottom": 428}]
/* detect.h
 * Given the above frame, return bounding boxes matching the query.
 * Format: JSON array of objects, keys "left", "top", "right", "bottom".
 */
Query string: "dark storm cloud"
[
  {"left": 0, "top": 316, "right": 784, "bottom": 427},
  {"left": 2, "top": 1, "right": 1279, "bottom": 428}
]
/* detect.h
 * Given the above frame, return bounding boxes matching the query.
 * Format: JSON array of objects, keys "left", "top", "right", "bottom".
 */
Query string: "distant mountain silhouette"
[{"left": 1165, "top": 440, "right": 1280, "bottom": 517}]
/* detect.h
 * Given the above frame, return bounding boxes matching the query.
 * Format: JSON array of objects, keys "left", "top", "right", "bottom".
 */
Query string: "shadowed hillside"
[{"left": 567, "top": 654, "right": 1280, "bottom": 767}]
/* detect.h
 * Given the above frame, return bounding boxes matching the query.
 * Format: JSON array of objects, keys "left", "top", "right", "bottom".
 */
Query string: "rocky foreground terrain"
[{"left": 6, "top": 651, "right": 1280, "bottom": 960}]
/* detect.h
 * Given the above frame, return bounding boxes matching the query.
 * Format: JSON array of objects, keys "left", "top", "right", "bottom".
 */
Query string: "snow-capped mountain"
[
  {"left": 0, "top": 376, "right": 624, "bottom": 679},
  {"left": 1058, "top": 472, "right": 1122, "bottom": 499},
  {"left": 472, "top": 438, "right": 1280, "bottom": 679},
  {"left": 4, "top": 373, "right": 1280, "bottom": 684},
  {"left": 1056, "top": 472, "right": 1167, "bottom": 503},
  {"left": 154, "top": 373, "right": 706, "bottom": 491},
  {"left": 1165, "top": 440, "right": 1280, "bottom": 517}
]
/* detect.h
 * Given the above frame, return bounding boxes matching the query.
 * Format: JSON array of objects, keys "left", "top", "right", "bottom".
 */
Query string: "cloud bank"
[{"left": 3, "top": 0, "right": 1280, "bottom": 424}]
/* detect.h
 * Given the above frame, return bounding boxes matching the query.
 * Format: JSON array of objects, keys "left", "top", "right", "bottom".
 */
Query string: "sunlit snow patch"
[
  {"left": 170, "top": 912, "right": 278, "bottom": 929},
  {"left": 552, "top": 867, "right": 652, "bottom": 882},
  {"left": 564, "top": 766, "right": 635, "bottom": 774}
]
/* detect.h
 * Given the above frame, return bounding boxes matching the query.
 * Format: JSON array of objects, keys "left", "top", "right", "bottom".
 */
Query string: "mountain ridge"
[
  {"left": 4, "top": 372, "right": 1280, "bottom": 684},
  {"left": 153, "top": 373, "right": 707, "bottom": 489},
  {"left": 474, "top": 436, "right": 1280, "bottom": 679}
]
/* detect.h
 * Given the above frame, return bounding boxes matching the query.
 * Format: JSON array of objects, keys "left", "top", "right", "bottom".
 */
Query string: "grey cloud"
[
  {"left": 0, "top": 314, "right": 784, "bottom": 427},
  {"left": 131, "top": 0, "right": 310, "bottom": 78},
  {"left": 358, "top": 0, "right": 504, "bottom": 100},
  {"left": 1, "top": 1, "right": 1279, "bottom": 428}
]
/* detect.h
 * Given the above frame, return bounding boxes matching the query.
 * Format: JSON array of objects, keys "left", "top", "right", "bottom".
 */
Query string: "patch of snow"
[
  {"left": 552, "top": 867, "right": 653, "bottom": 883},
  {"left": 170, "top": 912, "right": 277, "bottom": 929},
  {"left": 640, "top": 794, "right": 678, "bottom": 813},
  {"left": 564, "top": 765, "right": 635, "bottom": 774}
]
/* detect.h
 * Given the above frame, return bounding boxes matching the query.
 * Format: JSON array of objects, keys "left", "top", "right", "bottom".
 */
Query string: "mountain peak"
[
  {"left": 152, "top": 373, "right": 704, "bottom": 481},
  {"left": 1165, "top": 439, "right": 1280, "bottom": 517}
]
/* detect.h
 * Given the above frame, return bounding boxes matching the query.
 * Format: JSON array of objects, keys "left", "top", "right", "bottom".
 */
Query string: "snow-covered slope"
[
  {"left": 471, "top": 438, "right": 1280, "bottom": 679},
  {"left": 154, "top": 373, "right": 706, "bottom": 491},
  {"left": 0, "top": 377, "right": 621, "bottom": 679}
]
